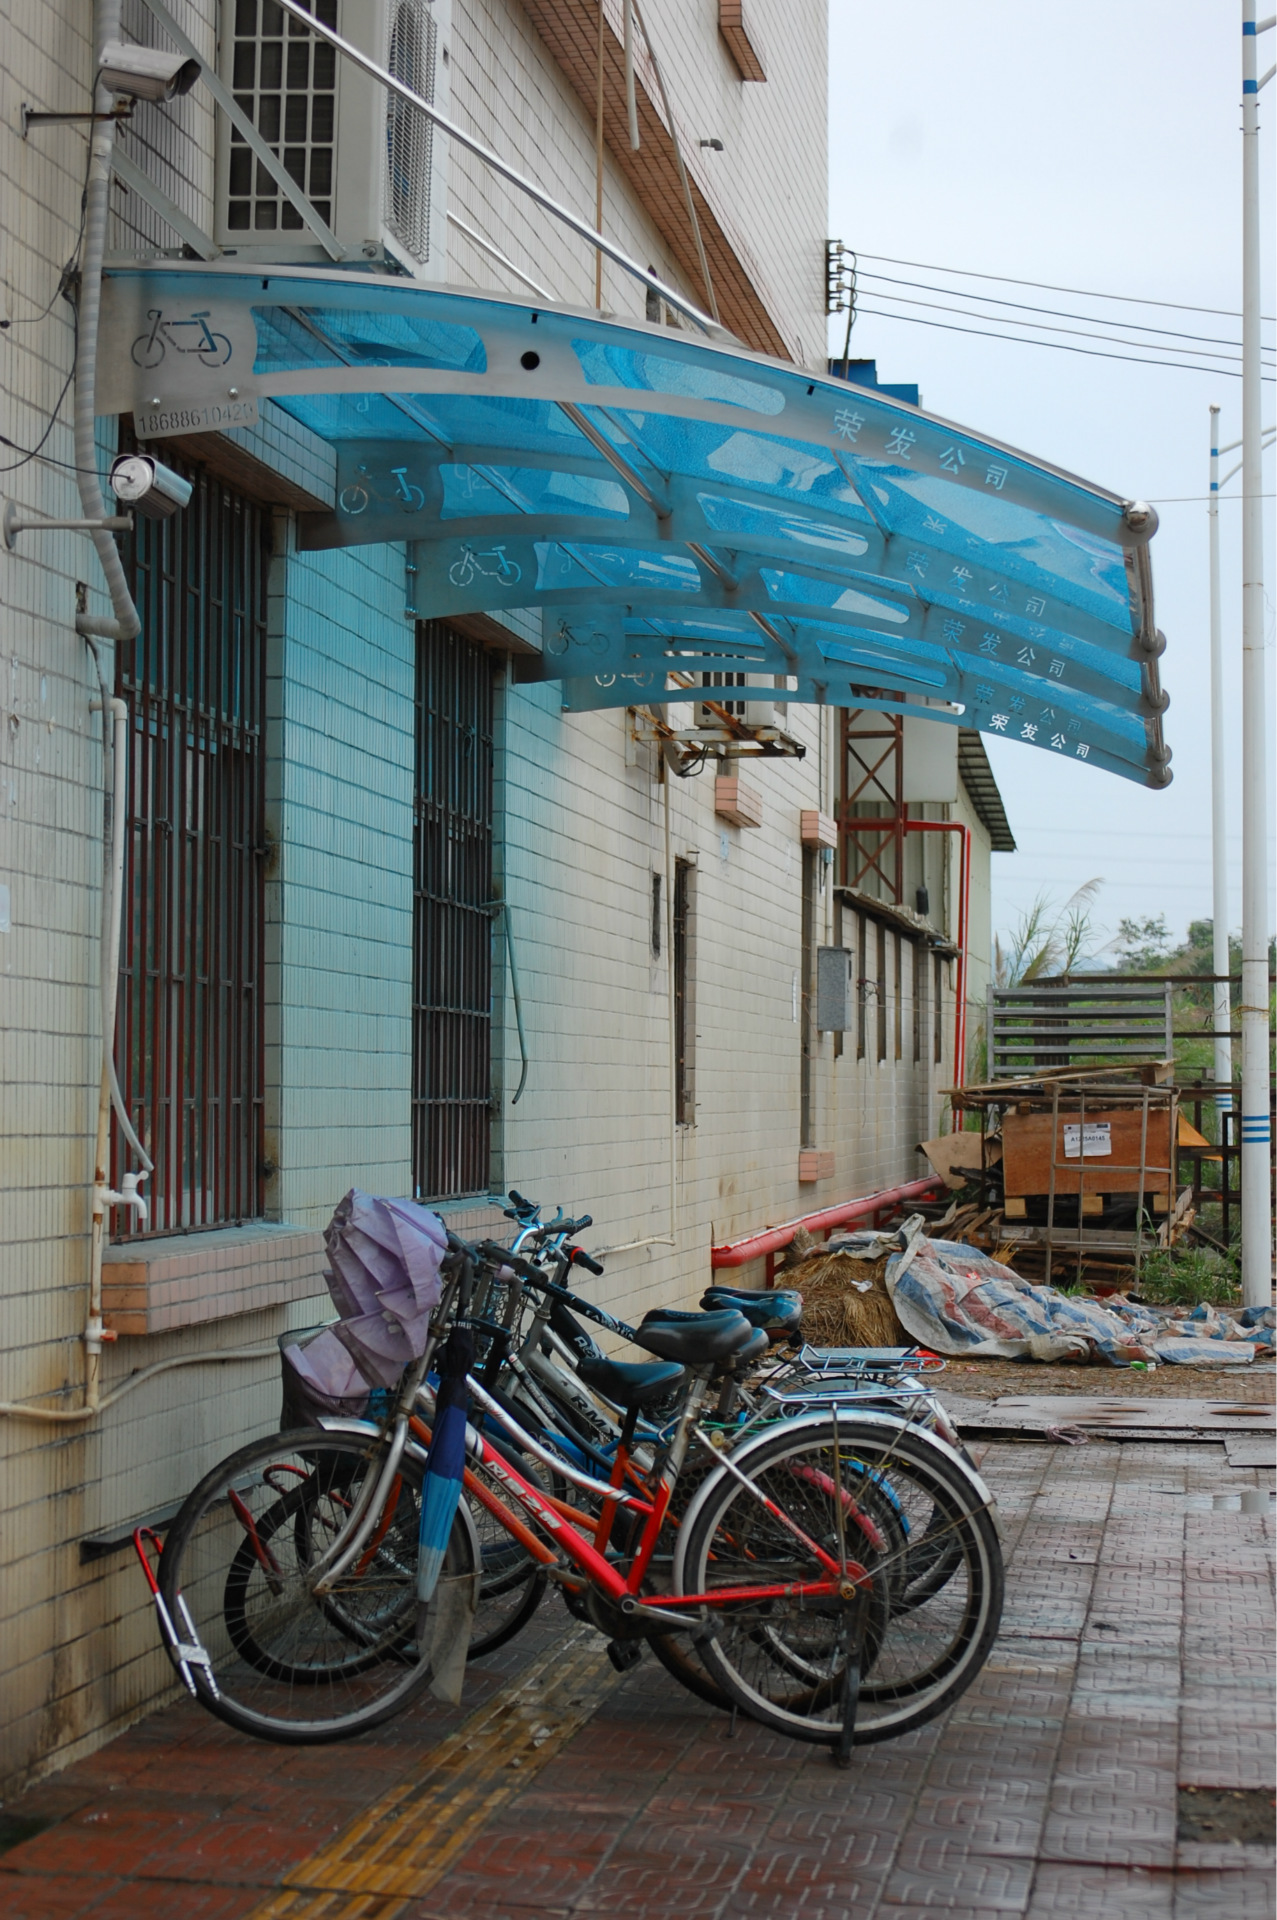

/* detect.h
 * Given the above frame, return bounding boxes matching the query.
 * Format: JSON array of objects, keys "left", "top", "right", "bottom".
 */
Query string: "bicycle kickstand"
[{"left": 131, "top": 1528, "right": 220, "bottom": 1700}]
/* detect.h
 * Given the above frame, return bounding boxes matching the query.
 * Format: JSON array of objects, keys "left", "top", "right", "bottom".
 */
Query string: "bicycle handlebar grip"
[
  {"left": 477, "top": 1240, "right": 548, "bottom": 1287},
  {"left": 570, "top": 1247, "right": 605, "bottom": 1277}
]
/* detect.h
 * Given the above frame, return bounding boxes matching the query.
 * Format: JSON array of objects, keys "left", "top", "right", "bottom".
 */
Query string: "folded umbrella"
[{"left": 417, "top": 1327, "right": 474, "bottom": 1603}]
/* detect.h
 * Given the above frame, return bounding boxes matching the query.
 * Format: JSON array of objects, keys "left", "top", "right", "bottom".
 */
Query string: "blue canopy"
[{"left": 99, "top": 265, "right": 1170, "bottom": 786}]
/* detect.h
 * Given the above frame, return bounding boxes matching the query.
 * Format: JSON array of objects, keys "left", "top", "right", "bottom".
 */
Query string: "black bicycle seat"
[
  {"left": 700, "top": 1290, "right": 803, "bottom": 1333},
  {"left": 702, "top": 1285, "right": 801, "bottom": 1307},
  {"left": 635, "top": 1308, "right": 754, "bottom": 1365},
  {"left": 576, "top": 1356, "right": 685, "bottom": 1411},
  {"left": 734, "top": 1326, "right": 772, "bottom": 1365}
]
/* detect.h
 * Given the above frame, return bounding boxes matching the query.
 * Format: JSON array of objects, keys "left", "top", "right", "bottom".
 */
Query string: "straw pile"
[{"left": 786, "top": 1245, "right": 907, "bottom": 1347}]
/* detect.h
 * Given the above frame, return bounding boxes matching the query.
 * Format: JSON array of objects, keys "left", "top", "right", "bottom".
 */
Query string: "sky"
[{"left": 827, "top": 0, "right": 1275, "bottom": 967}]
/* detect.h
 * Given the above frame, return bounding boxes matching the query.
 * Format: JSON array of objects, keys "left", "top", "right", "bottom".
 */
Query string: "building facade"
[{"left": 0, "top": 0, "right": 1010, "bottom": 1791}]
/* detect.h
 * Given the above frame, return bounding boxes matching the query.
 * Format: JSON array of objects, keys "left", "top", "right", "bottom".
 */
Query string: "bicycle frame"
[{"left": 456, "top": 1370, "right": 863, "bottom": 1618}]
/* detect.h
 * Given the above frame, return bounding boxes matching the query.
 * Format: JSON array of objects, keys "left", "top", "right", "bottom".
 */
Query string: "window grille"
[
  {"left": 799, "top": 847, "right": 816, "bottom": 1149},
  {"left": 876, "top": 922, "right": 888, "bottom": 1062},
  {"left": 115, "top": 451, "right": 268, "bottom": 1234},
  {"left": 413, "top": 621, "right": 494, "bottom": 1201},
  {"left": 225, "top": 0, "right": 338, "bottom": 234},
  {"left": 673, "top": 859, "right": 694, "bottom": 1124},
  {"left": 934, "top": 954, "right": 945, "bottom": 1064},
  {"left": 893, "top": 931, "right": 903, "bottom": 1061},
  {"left": 385, "top": 0, "right": 437, "bottom": 264},
  {"left": 856, "top": 913, "right": 867, "bottom": 1060},
  {"left": 912, "top": 940, "right": 922, "bottom": 1063}
]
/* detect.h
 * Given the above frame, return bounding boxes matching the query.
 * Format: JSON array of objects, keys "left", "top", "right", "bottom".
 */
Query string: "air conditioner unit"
[
  {"left": 214, "top": 0, "right": 450, "bottom": 274},
  {"left": 696, "top": 672, "right": 775, "bottom": 729}
]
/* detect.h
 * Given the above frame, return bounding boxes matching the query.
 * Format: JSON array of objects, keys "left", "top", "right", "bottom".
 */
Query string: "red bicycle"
[{"left": 155, "top": 1238, "right": 1002, "bottom": 1761}]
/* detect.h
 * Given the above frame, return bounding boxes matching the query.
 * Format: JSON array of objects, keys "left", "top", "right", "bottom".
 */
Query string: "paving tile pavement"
[{"left": 0, "top": 1441, "right": 1272, "bottom": 1920}]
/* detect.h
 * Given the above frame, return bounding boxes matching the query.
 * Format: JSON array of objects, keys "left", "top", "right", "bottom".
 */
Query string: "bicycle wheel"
[
  {"left": 676, "top": 1415, "right": 1002, "bottom": 1747},
  {"left": 465, "top": 1440, "right": 549, "bottom": 1659},
  {"left": 159, "top": 1429, "right": 476, "bottom": 1744}
]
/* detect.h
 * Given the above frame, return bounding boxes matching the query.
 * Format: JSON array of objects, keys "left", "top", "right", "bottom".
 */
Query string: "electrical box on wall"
[
  {"left": 901, "top": 716, "right": 959, "bottom": 803},
  {"left": 816, "top": 946, "right": 851, "bottom": 1031},
  {"left": 214, "top": 0, "right": 450, "bottom": 274}
]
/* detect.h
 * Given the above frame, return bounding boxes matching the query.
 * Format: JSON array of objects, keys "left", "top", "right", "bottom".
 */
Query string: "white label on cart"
[{"left": 1063, "top": 1122, "right": 1112, "bottom": 1159}]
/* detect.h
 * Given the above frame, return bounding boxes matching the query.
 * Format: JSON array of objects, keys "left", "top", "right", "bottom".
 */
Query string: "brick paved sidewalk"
[{"left": 1, "top": 1439, "right": 1272, "bottom": 1920}]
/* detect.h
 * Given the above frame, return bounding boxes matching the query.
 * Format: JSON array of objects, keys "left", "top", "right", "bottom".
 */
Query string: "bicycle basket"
[{"left": 278, "top": 1323, "right": 383, "bottom": 1428}]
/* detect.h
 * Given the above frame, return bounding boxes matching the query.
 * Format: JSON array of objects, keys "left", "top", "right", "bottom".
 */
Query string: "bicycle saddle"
[
  {"left": 701, "top": 1285, "right": 801, "bottom": 1307},
  {"left": 634, "top": 1308, "right": 755, "bottom": 1365},
  {"left": 699, "top": 1289, "right": 804, "bottom": 1334},
  {"left": 576, "top": 1356, "right": 685, "bottom": 1411}
]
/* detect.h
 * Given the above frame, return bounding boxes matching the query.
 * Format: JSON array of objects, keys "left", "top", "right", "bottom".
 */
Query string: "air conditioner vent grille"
[
  {"left": 226, "top": 0, "right": 337, "bottom": 233},
  {"left": 385, "top": 0, "right": 436, "bottom": 264}
]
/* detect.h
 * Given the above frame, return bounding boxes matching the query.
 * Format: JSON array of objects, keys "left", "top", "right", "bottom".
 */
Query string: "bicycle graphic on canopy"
[
  {"left": 338, "top": 467, "right": 428, "bottom": 516},
  {"left": 130, "top": 309, "right": 234, "bottom": 370},
  {"left": 448, "top": 544, "right": 522, "bottom": 587}
]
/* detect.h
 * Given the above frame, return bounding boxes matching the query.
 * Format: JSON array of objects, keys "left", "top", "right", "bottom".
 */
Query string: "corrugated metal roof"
[{"left": 958, "top": 730, "right": 1016, "bottom": 852}]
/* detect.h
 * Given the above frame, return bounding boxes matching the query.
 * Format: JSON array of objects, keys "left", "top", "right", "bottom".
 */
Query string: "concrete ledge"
[{"left": 102, "top": 1222, "right": 327, "bottom": 1336}]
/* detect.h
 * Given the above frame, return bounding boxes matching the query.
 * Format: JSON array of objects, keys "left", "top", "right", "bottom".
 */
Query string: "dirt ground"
[{"left": 935, "top": 1352, "right": 1277, "bottom": 1402}]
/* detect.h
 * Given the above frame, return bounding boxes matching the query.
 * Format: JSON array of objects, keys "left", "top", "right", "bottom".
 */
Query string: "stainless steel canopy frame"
[{"left": 96, "top": 264, "right": 1170, "bottom": 788}]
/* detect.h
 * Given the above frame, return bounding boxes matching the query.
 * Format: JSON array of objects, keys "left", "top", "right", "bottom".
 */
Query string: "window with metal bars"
[
  {"left": 413, "top": 621, "right": 494, "bottom": 1201},
  {"left": 674, "top": 859, "right": 694, "bottom": 1125},
  {"left": 114, "top": 449, "right": 268, "bottom": 1235}
]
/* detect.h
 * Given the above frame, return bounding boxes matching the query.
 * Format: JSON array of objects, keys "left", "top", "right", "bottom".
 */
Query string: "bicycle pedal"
[{"left": 605, "top": 1638, "right": 644, "bottom": 1673}]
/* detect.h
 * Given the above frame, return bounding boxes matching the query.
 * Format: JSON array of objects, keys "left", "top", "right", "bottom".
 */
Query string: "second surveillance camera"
[
  {"left": 98, "top": 40, "right": 201, "bottom": 102},
  {"left": 108, "top": 454, "right": 193, "bottom": 521}
]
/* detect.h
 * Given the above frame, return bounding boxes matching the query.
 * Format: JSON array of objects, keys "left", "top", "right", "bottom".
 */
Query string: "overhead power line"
[
  {"left": 854, "top": 251, "right": 1277, "bottom": 325},
  {"left": 858, "top": 270, "right": 1271, "bottom": 352},
  {"left": 853, "top": 304, "right": 1277, "bottom": 382},
  {"left": 859, "top": 286, "right": 1275, "bottom": 367}
]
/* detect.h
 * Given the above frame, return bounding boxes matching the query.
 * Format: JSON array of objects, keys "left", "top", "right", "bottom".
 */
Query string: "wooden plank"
[{"left": 981, "top": 1396, "right": 1273, "bottom": 1435}]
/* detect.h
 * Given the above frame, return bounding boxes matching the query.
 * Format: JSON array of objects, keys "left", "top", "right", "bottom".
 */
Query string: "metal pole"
[
  {"left": 1239, "top": 0, "right": 1273, "bottom": 1307},
  {"left": 1208, "top": 406, "right": 1233, "bottom": 1113}
]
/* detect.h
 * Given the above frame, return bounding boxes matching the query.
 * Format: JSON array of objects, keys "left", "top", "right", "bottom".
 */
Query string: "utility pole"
[
  {"left": 1239, "top": 0, "right": 1274, "bottom": 1308},
  {"left": 1207, "top": 407, "right": 1233, "bottom": 1115}
]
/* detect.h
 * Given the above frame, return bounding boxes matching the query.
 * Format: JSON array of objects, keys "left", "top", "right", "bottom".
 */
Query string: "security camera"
[
  {"left": 108, "top": 453, "right": 193, "bottom": 521},
  {"left": 98, "top": 41, "right": 201, "bottom": 102}
]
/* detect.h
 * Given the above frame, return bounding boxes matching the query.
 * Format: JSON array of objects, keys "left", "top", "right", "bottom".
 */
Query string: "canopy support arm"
[
  {"left": 558, "top": 403, "right": 672, "bottom": 516},
  {"left": 139, "top": 0, "right": 347, "bottom": 260},
  {"left": 273, "top": 0, "right": 718, "bottom": 334}
]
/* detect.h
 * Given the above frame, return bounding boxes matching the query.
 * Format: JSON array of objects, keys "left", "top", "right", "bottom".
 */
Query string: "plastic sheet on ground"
[{"left": 885, "top": 1239, "right": 1258, "bottom": 1367}]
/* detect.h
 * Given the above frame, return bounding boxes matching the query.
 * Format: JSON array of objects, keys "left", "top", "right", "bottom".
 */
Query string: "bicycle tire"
[
  {"left": 465, "top": 1439, "right": 549, "bottom": 1659},
  {"left": 647, "top": 1451, "right": 908, "bottom": 1716},
  {"left": 159, "top": 1429, "right": 477, "bottom": 1744},
  {"left": 647, "top": 1630, "right": 733, "bottom": 1710},
  {"left": 675, "top": 1415, "right": 1002, "bottom": 1747}
]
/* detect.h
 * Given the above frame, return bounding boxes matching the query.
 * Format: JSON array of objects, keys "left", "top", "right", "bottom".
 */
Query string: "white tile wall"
[{"left": 0, "top": 0, "right": 998, "bottom": 1797}]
